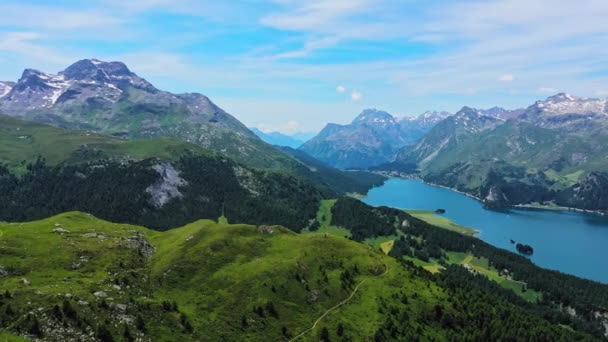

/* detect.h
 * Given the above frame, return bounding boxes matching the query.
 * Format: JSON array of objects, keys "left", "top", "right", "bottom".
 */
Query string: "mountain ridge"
[
  {"left": 300, "top": 109, "right": 450, "bottom": 169},
  {"left": 386, "top": 94, "right": 608, "bottom": 212}
]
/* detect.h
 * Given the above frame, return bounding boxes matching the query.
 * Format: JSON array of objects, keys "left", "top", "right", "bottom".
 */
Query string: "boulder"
[
  {"left": 53, "top": 228, "right": 71, "bottom": 234},
  {"left": 93, "top": 291, "right": 108, "bottom": 298}
]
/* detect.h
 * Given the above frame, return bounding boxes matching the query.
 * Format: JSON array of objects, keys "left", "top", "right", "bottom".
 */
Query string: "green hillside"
[
  {"left": 0, "top": 114, "right": 383, "bottom": 196},
  {"left": 0, "top": 212, "right": 598, "bottom": 341},
  {"left": 0, "top": 114, "right": 211, "bottom": 173},
  {"left": 393, "top": 118, "right": 608, "bottom": 211}
]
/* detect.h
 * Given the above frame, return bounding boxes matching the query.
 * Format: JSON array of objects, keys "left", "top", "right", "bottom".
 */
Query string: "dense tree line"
[
  {"left": 0, "top": 154, "right": 322, "bottom": 231},
  {"left": 330, "top": 197, "right": 401, "bottom": 241},
  {"left": 330, "top": 197, "right": 608, "bottom": 339},
  {"left": 278, "top": 146, "right": 387, "bottom": 195}
]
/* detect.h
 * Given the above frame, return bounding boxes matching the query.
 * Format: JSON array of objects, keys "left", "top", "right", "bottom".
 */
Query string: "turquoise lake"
[{"left": 363, "top": 178, "right": 608, "bottom": 284}]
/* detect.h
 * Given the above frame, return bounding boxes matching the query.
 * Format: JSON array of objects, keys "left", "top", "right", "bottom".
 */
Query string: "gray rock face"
[
  {"left": 146, "top": 163, "right": 187, "bottom": 208},
  {"left": 124, "top": 231, "right": 156, "bottom": 258},
  {"left": 484, "top": 186, "right": 509, "bottom": 209}
]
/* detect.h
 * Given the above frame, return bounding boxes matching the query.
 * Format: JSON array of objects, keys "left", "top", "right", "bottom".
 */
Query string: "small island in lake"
[
  {"left": 435, "top": 208, "right": 446, "bottom": 214},
  {"left": 510, "top": 239, "right": 515, "bottom": 244},
  {"left": 516, "top": 243, "right": 534, "bottom": 255}
]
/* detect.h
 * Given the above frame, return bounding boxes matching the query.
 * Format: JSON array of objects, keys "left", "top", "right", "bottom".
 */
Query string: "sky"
[{"left": 1, "top": 0, "right": 608, "bottom": 134}]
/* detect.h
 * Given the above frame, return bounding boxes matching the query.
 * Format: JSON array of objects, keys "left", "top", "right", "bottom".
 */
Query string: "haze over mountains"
[
  {"left": 300, "top": 109, "right": 451, "bottom": 169},
  {"left": 249, "top": 127, "right": 311, "bottom": 148}
]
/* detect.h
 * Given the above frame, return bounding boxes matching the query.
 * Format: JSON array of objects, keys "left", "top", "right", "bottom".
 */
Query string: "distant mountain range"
[
  {"left": 386, "top": 93, "right": 608, "bottom": 211},
  {"left": 300, "top": 109, "right": 451, "bottom": 169},
  {"left": 249, "top": 127, "right": 315, "bottom": 148}
]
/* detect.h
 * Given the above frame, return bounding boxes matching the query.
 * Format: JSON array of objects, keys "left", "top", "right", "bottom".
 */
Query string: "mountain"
[
  {"left": 0, "top": 114, "right": 327, "bottom": 230},
  {"left": 519, "top": 93, "right": 608, "bottom": 134},
  {"left": 0, "top": 59, "right": 388, "bottom": 197},
  {"left": 400, "top": 110, "right": 451, "bottom": 131},
  {"left": 300, "top": 109, "right": 446, "bottom": 169},
  {"left": 0, "top": 59, "right": 302, "bottom": 171},
  {"left": 395, "top": 107, "right": 503, "bottom": 168},
  {"left": 250, "top": 127, "right": 307, "bottom": 148},
  {"left": 387, "top": 95, "right": 608, "bottom": 211}
]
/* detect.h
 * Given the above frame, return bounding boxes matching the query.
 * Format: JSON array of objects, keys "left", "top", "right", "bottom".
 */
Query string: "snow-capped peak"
[
  {"left": 0, "top": 81, "right": 14, "bottom": 98},
  {"left": 533, "top": 93, "right": 607, "bottom": 115},
  {"left": 353, "top": 109, "right": 397, "bottom": 125},
  {"left": 545, "top": 93, "right": 578, "bottom": 103}
]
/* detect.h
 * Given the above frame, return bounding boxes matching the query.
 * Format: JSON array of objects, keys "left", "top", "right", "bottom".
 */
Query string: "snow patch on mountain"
[{"left": 0, "top": 81, "right": 14, "bottom": 98}]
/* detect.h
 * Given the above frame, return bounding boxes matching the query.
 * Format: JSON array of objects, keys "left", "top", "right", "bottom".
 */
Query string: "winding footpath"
[{"left": 288, "top": 261, "right": 389, "bottom": 341}]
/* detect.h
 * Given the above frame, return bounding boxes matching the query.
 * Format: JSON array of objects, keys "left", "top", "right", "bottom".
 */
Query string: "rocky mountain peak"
[
  {"left": 405, "top": 111, "right": 451, "bottom": 128},
  {"left": 19, "top": 68, "right": 46, "bottom": 81},
  {"left": 544, "top": 93, "right": 578, "bottom": 103},
  {"left": 480, "top": 106, "right": 508, "bottom": 116},
  {"left": 353, "top": 109, "right": 397, "bottom": 126},
  {"left": 61, "top": 59, "right": 138, "bottom": 84},
  {"left": 62, "top": 59, "right": 106, "bottom": 81},
  {"left": 455, "top": 106, "right": 481, "bottom": 117},
  {"left": 530, "top": 93, "right": 607, "bottom": 116}
]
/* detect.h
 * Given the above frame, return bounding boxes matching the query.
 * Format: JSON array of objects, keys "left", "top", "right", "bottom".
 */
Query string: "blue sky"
[{"left": 1, "top": 0, "right": 608, "bottom": 133}]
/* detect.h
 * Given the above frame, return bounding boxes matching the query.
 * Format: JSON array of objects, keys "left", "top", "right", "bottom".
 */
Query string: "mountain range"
[
  {"left": 0, "top": 59, "right": 303, "bottom": 171},
  {"left": 1, "top": 60, "right": 608, "bottom": 340},
  {"left": 249, "top": 127, "right": 312, "bottom": 148},
  {"left": 0, "top": 59, "right": 385, "bottom": 196},
  {"left": 388, "top": 93, "right": 608, "bottom": 211},
  {"left": 300, "top": 109, "right": 450, "bottom": 169}
]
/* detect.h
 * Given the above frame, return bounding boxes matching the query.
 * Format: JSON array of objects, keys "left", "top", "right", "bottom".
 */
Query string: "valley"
[{"left": 1, "top": 59, "right": 608, "bottom": 341}]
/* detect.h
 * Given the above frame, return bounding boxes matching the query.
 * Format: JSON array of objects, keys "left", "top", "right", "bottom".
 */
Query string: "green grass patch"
[
  {"left": 303, "top": 199, "right": 352, "bottom": 238},
  {"left": 444, "top": 253, "right": 541, "bottom": 302},
  {"left": 405, "top": 210, "right": 478, "bottom": 236},
  {"left": 363, "top": 235, "right": 399, "bottom": 254}
]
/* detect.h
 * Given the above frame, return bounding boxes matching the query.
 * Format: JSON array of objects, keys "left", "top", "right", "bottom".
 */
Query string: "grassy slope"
[
  {"left": 0, "top": 114, "right": 211, "bottom": 173},
  {"left": 405, "top": 210, "right": 478, "bottom": 236},
  {"left": 0, "top": 114, "right": 383, "bottom": 196},
  {"left": 319, "top": 200, "right": 539, "bottom": 302},
  {"left": 0, "top": 212, "right": 449, "bottom": 341},
  {"left": 302, "top": 199, "right": 352, "bottom": 238},
  {"left": 446, "top": 252, "right": 541, "bottom": 302}
]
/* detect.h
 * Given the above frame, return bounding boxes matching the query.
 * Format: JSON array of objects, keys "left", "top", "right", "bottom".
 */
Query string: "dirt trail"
[{"left": 288, "top": 261, "right": 389, "bottom": 341}]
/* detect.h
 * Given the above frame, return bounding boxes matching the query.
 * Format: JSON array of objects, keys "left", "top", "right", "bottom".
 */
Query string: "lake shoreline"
[
  {"left": 375, "top": 173, "right": 607, "bottom": 217},
  {"left": 363, "top": 177, "right": 608, "bottom": 283}
]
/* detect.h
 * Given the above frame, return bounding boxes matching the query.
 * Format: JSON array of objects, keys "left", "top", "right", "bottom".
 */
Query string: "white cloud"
[
  {"left": 498, "top": 74, "right": 514, "bottom": 82},
  {"left": 0, "top": 4, "right": 124, "bottom": 31},
  {"left": 351, "top": 91, "right": 363, "bottom": 101},
  {"left": 538, "top": 87, "right": 558, "bottom": 94},
  {"left": 336, "top": 85, "right": 346, "bottom": 93}
]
